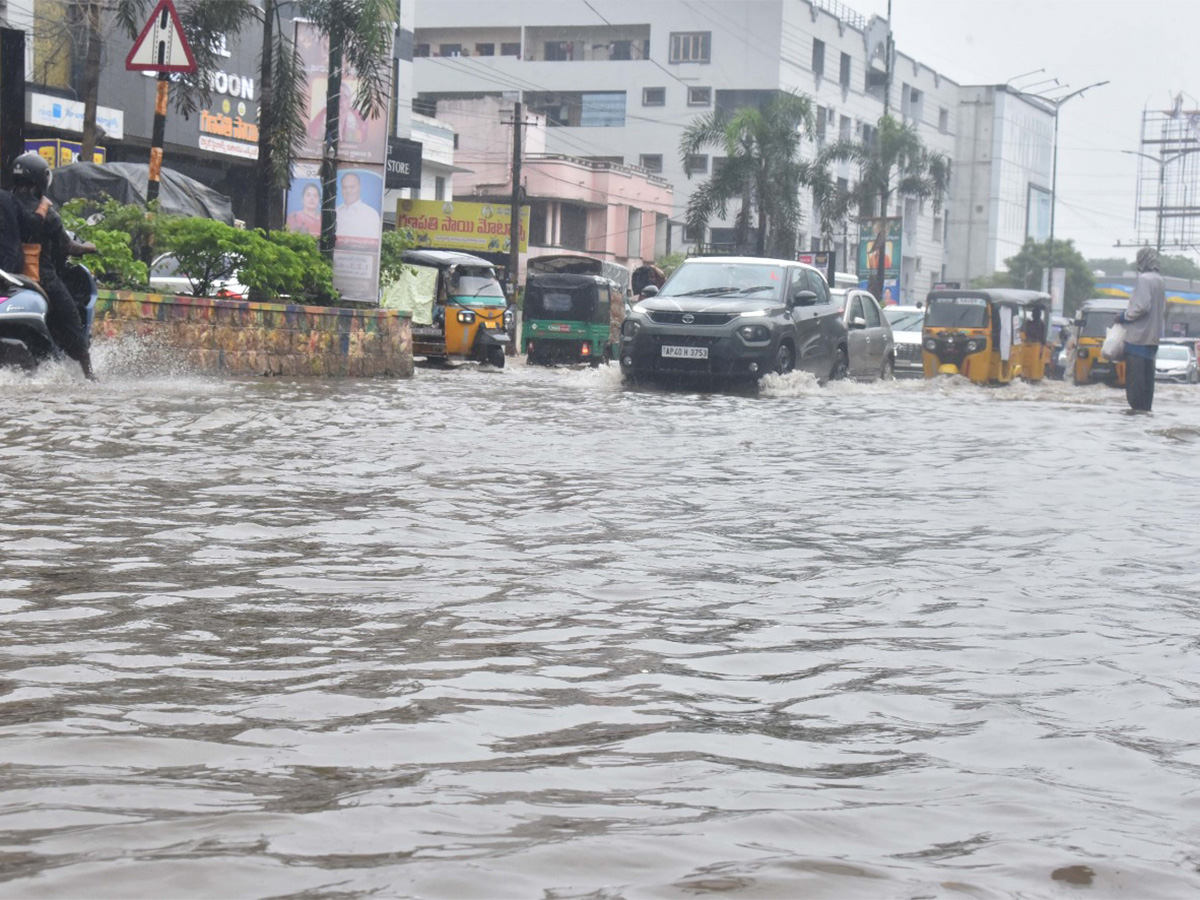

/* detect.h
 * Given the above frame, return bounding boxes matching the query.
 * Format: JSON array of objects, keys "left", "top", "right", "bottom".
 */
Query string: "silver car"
[
  {"left": 834, "top": 288, "right": 895, "bottom": 379},
  {"left": 1155, "top": 342, "right": 1199, "bottom": 383},
  {"left": 883, "top": 304, "right": 925, "bottom": 377}
]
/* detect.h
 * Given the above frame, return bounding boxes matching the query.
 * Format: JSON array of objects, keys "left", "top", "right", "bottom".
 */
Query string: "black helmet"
[{"left": 11, "top": 152, "right": 52, "bottom": 196}]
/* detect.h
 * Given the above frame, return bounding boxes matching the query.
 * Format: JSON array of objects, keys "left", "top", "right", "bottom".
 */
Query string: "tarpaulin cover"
[{"left": 47, "top": 162, "right": 235, "bottom": 224}]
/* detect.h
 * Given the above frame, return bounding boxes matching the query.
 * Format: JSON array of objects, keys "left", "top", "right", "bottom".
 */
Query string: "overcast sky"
[{"left": 849, "top": 0, "right": 1200, "bottom": 264}]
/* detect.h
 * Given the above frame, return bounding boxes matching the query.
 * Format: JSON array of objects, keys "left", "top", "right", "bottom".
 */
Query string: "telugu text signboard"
[{"left": 395, "top": 199, "right": 529, "bottom": 255}]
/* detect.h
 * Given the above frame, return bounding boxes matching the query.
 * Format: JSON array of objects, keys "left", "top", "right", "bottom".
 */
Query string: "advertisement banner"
[
  {"left": 294, "top": 21, "right": 386, "bottom": 165},
  {"left": 858, "top": 217, "right": 902, "bottom": 304},
  {"left": 395, "top": 198, "right": 529, "bottom": 255},
  {"left": 385, "top": 136, "right": 422, "bottom": 189},
  {"left": 289, "top": 20, "right": 388, "bottom": 303},
  {"left": 25, "top": 138, "right": 105, "bottom": 166}
]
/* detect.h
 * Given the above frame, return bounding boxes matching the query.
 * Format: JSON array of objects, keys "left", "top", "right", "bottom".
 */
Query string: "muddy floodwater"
[{"left": 2, "top": 346, "right": 1200, "bottom": 899}]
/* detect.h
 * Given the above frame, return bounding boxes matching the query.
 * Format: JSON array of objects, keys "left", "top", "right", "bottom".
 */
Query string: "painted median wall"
[{"left": 94, "top": 291, "right": 413, "bottom": 377}]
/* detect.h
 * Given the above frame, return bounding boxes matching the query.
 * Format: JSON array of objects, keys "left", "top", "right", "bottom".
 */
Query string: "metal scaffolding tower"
[{"left": 1131, "top": 96, "right": 1200, "bottom": 253}]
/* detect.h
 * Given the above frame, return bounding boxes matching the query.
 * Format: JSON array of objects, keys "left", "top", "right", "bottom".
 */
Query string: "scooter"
[{"left": 0, "top": 263, "right": 97, "bottom": 372}]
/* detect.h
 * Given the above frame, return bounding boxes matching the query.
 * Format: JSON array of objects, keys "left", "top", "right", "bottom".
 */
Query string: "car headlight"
[
  {"left": 622, "top": 318, "right": 641, "bottom": 338},
  {"left": 739, "top": 309, "right": 769, "bottom": 318},
  {"left": 737, "top": 324, "right": 770, "bottom": 342},
  {"left": 965, "top": 339, "right": 982, "bottom": 353},
  {"left": 503, "top": 308, "right": 514, "bottom": 328},
  {"left": 924, "top": 338, "right": 937, "bottom": 351},
  {"left": 457, "top": 310, "right": 476, "bottom": 324}
]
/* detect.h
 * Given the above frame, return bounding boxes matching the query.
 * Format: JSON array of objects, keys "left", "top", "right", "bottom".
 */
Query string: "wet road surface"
[{"left": 2, "top": 346, "right": 1200, "bottom": 898}]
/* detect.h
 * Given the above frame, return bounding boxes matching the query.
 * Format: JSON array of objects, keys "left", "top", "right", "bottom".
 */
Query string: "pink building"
[{"left": 436, "top": 97, "right": 674, "bottom": 275}]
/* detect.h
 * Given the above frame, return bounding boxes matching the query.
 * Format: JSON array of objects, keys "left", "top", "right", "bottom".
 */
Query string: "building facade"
[
  {"left": 436, "top": 96, "right": 673, "bottom": 270},
  {"left": 412, "top": 0, "right": 1053, "bottom": 304}
]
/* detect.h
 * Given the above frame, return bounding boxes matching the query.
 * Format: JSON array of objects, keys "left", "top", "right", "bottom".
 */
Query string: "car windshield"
[
  {"left": 925, "top": 296, "right": 989, "bottom": 328},
  {"left": 1081, "top": 310, "right": 1120, "bottom": 338},
  {"left": 885, "top": 310, "right": 924, "bottom": 331},
  {"left": 659, "top": 263, "right": 785, "bottom": 301},
  {"left": 450, "top": 271, "right": 506, "bottom": 307},
  {"left": 1157, "top": 345, "right": 1190, "bottom": 361}
]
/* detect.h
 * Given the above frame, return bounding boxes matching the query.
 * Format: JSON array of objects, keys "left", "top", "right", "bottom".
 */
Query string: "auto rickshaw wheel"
[{"left": 486, "top": 346, "right": 506, "bottom": 368}]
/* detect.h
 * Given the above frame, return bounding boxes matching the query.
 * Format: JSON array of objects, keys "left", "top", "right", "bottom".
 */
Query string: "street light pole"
[{"left": 1011, "top": 80, "right": 1108, "bottom": 307}]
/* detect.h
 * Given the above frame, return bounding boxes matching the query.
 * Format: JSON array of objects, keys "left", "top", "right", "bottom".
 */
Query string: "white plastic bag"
[{"left": 1102, "top": 322, "right": 1126, "bottom": 361}]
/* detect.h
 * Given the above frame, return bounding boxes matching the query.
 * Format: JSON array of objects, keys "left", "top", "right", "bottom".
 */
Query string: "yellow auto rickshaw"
[
  {"left": 1072, "top": 298, "right": 1129, "bottom": 387},
  {"left": 922, "top": 288, "right": 1051, "bottom": 384},
  {"left": 384, "top": 249, "right": 513, "bottom": 367}
]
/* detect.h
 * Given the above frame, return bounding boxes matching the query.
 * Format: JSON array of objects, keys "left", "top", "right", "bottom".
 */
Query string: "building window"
[
  {"left": 670, "top": 31, "right": 710, "bottom": 63},
  {"left": 643, "top": 87, "right": 665, "bottom": 106},
  {"left": 816, "top": 107, "right": 827, "bottom": 143},
  {"left": 475, "top": 43, "right": 495, "bottom": 57},
  {"left": 861, "top": 123, "right": 877, "bottom": 147},
  {"left": 438, "top": 44, "right": 462, "bottom": 57},
  {"left": 627, "top": 207, "right": 643, "bottom": 258},
  {"left": 687, "top": 86, "right": 712, "bottom": 106},
  {"left": 812, "top": 39, "right": 824, "bottom": 76},
  {"left": 839, "top": 114, "right": 851, "bottom": 141},
  {"left": 839, "top": 52, "right": 851, "bottom": 87},
  {"left": 610, "top": 40, "right": 632, "bottom": 60},
  {"left": 685, "top": 154, "right": 708, "bottom": 175},
  {"left": 579, "top": 92, "right": 626, "bottom": 127},
  {"left": 639, "top": 154, "right": 663, "bottom": 173},
  {"left": 501, "top": 42, "right": 521, "bottom": 57},
  {"left": 435, "top": 176, "right": 446, "bottom": 201},
  {"left": 711, "top": 156, "right": 726, "bottom": 176},
  {"left": 545, "top": 41, "right": 572, "bottom": 61},
  {"left": 682, "top": 223, "right": 702, "bottom": 243},
  {"left": 938, "top": 107, "right": 949, "bottom": 133},
  {"left": 415, "top": 44, "right": 430, "bottom": 58},
  {"left": 932, "top": 214, "right": 943, "bottom": 243}
]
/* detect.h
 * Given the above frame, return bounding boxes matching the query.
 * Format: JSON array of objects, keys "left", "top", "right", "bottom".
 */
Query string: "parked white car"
[
  {"left": 149, "top": 253, "right": 248, "bottom": 299},
  {"left": 883, "top": 305, "right": 925, "bottom": 377}
]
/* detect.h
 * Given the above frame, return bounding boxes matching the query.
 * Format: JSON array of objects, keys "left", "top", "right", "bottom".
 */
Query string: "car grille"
[
  {"left": 895, "top": 342, "right": 922, "bottom": 363},
  {"left": 649, "top": 311, "right": 737, "bottom": 326}
]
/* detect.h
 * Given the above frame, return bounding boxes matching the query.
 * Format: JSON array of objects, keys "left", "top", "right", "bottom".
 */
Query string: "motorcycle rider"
[
  {"left": 1, "top": 183, "right": 49, "bottom": 275},
  {"left": 9, "top": 152, "right": 98, "bottom": 380}
]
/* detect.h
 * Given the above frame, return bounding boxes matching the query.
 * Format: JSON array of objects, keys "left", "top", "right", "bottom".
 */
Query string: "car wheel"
[
  {"left": 829, "top": 346, "right": 849, "bottom": 381},
  {"left": 880, "top": 355, "right": 895, "bottom": 381},
  {"left": 486, "top": 346, "right": 506, "bottom": 368},
  {"left": 774, "top": 342, "right": 795, "bottom": 375}
]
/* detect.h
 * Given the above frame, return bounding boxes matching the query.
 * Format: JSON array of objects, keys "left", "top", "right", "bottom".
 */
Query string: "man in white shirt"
[{"left": 335, "top": 172, "right": 381, "bottom": 240}]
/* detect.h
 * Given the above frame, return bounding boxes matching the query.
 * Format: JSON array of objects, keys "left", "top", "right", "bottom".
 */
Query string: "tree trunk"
[
  {"left": 871, "top": 188, "right": 890, "bottom": 303},
  {"left": 318, "top": 25, "right": 343, "bottom": 261},
  {"left": 253, "top": 0, "right": 275, "bottom": 233},
  {"left": 755, "top": 206, "right": 767, "bottom": 257},
  {"left": 79, "top": 1, "right": 103, "bottom": 161}
]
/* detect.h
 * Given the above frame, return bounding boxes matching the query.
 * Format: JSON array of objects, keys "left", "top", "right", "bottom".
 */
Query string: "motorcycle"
[{"left": 0, "top": 263, "right": 97, "bottom": 372}]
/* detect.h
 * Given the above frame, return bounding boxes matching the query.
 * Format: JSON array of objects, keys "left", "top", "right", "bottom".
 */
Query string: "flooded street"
[{"left": 3, "top": 349, "right": 1200, "bottom": 898}]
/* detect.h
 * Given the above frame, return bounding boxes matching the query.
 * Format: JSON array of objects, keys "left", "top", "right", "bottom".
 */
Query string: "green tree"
[
  {"left": 818, "top": 114, "right": 949, "bottom": 301},
  {"left": 1087, "top": 256, "right": 1131, "bottom": 277},
  {"left": 679, "top": 91, "right": 816, "bottom": 258},
  {"left": 60, "top": 195, "right": 163, "bottom": 288},
  {"left": 1001, "top": 238, "right": 1094, "bottom": 316},
  {"left": 379, "top": 230, "right": 415, "bottom": 288},
  {"left": 1158, "top": 254, "right": 1200, "bottom": 280},
  {"left": 299, "top": 0, "right": 397, "bottom": 260}
]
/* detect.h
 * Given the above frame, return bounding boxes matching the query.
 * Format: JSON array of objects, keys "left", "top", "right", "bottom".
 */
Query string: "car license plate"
[{"left": 662, "top": 345, "right": 707, "bottom": 359}]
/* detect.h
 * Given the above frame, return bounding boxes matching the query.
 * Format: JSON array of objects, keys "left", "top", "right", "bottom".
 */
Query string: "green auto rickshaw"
[{"left": 522, "top": 255, "right": 629, "bottom": 366}]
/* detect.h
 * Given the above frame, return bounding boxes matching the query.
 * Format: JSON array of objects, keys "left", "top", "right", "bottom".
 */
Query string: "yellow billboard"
[{"left": 395, "top": 198, "right": 529, "bottom": 254}]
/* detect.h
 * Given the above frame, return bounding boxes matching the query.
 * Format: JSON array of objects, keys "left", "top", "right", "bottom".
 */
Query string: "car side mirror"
[
  {"left": 640, "top": 285, "right": 659, "bottom": 298},
  {"left": 851, "top": 316, "right": 867, "bottom": 329},
  {"left": 793, "top": 290, "right": 818, "bottom": 307}
]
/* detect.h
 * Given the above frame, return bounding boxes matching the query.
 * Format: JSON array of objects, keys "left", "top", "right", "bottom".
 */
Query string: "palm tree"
[
  {"left": 298, "top": 0, "right": 396, "bottom": 260},
  {"left": 254, "top": 0, "right": 308, "bottom": 233},
  {"left": 679, "top": 91, "right": 816, "bottom": 258},
  {"left": 817, "top": 114, "right": 950, "bottom": 301}
]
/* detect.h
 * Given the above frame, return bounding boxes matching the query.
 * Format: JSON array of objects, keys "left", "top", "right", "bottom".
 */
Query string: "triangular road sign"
[{"left": 126, "top": 0, "right": 196, "bottom": 73}]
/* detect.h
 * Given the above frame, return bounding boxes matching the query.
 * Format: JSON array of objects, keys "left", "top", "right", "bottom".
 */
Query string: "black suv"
[{"left": 619, "top": 256, "right": 849, "bottom": 383}]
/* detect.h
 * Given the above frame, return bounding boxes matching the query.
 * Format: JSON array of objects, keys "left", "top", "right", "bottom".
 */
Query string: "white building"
[{"left": 412, "top": 0, "right": 1051, "bottom": 304}]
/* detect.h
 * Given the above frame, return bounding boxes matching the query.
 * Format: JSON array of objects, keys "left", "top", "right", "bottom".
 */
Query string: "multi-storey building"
[{"left": 412, "top": 0, "right": 1053, "bottom": 303}]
